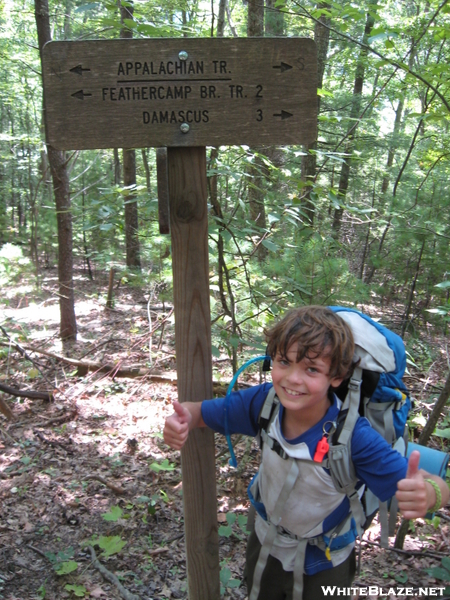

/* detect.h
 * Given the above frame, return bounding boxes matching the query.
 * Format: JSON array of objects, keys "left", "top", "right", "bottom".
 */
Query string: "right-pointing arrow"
[
  {"left": 273, "top": 62, "right": 293, "bottom": 72},
  {"left": 273, "top": 110, "right": 293, "bottom": 120}
]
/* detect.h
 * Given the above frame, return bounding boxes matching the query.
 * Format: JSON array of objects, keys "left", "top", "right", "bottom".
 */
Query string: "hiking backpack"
[{"left": 255, "top": 306, "right": 411, "bottom": 547}]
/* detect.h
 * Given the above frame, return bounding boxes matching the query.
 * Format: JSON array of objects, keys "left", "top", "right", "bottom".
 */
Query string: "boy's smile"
[{"left": 271, "top": 343, "right": 343, "bottom": 435}]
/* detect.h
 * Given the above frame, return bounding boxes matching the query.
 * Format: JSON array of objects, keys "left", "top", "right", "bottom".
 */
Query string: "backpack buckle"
[{"left": 348, "top": 377, "right": 361, "bottom": 392}]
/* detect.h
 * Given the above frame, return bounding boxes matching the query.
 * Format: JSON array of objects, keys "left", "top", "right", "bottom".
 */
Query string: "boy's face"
[{"left": 271, "top": 343, "right": 343, "bottom": 416}]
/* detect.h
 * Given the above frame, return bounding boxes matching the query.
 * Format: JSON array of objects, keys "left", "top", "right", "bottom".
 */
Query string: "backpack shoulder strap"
[
  {"left": 334, "top": 366, "right": 363, "bottom": 445},
  {"left": 328, "top": 366, "right": 366, "bottom": 534},
  {"left": 258, "top": 387, "right": 292, "bottom": 460},
  {"left": 259, "top": 385, "right": 278, "bottom": 429}
]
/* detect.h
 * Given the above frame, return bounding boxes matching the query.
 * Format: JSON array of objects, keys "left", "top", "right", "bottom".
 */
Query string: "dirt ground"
[{"left": 0, "top": 270, "right": 449, "bottom": 600}]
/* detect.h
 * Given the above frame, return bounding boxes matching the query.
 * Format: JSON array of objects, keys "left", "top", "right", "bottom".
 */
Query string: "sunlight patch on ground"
[
  {"left": 1, "top": 283, "right": 34, "bottom": 299},
  {"left": 3, "top": 301, "right": 60, "bottom": 325}
]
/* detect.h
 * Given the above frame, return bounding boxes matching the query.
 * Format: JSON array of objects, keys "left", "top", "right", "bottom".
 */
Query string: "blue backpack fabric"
[{"left": 329, "top": 306, "right": 411, "bottom": 446}]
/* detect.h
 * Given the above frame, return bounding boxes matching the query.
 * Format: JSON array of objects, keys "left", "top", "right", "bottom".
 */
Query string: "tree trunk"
[
  {"left": 114, "top": 147, "right": 121, "bottom": 185},
  {"left": 331, "top": 4, "right": 378, "bottom": 238},
  {"left": 141, "top": 149, "right": 151, "bottom": 193},
  {"left": 401, "top": 239, "right": 425, "bottom": 337},
  {"left": 216, "top": 0, "right": 226, "bottom": 36},
  {"left": 35, "top": 0, "right": 77, "bottom": 341},
  {"left": 120, "top": 1, "right": 141, "bottom": 270},
  {"left": 265, "top": 0, "right": 284, "bottom": 35},
  {"left": 123, "top": 148, "right": 141, "bottom": 269},
  {"left": 300, "top": 2, "right": 331, "bottom": 226},
  {"left": 247, "top": 0, "right": 268, "bottom": 262}
]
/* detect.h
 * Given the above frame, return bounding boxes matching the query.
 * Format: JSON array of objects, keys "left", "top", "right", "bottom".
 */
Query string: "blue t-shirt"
[{"left": 201, "top": 383, "right": 408, "bottom": 573}]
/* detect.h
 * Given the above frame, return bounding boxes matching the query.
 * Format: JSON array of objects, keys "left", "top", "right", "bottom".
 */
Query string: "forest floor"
[{"left": 0, "top": 268, "right": 449, "bottom": 600}]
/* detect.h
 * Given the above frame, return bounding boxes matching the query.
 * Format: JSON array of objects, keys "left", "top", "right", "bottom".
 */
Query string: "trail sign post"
[{"left": 41, "top": 37, "right": 317, "bottom": 600}]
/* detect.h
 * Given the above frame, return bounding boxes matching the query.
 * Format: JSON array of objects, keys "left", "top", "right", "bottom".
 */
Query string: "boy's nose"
[{"left": 286, "top": 367, "right": 304, "bottom": 385}]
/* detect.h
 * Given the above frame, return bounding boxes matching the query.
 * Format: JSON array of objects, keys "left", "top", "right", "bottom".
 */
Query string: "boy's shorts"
[{"left": 245, "top": 529, "right": 356, "bottom": 600}]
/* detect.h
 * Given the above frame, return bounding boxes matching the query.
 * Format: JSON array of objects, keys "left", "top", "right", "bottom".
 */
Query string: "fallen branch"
[
  {"left": 0, "top": 382, "right": 53, "bottom": 401},
  {"left": 88, "top": 545, "right": 140, "bottom": 600},
  {"left": 165, "top": 532, "right": 184, "bottom": 544},
  {"left": 34, "top": 430, "right": 73, "bottom": 453},
  {"left": 27, "top": 544, "right": 48, "bottom": 559},
  {"left": 362, "top": 538, "right": 446, "bottom": 559},
  {"left": 84, "top": 474, "right": 126, "bottom": 495},
  {"left": 148, "top": 546, "right": 169, "bottom": 556},
  {"left": 12, "top": 409, "right": 78, "bottom": 429}
]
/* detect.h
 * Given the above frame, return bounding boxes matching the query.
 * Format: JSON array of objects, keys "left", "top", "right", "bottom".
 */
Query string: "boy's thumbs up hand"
[
  {"left": 163, "top": 401, "right": 192, "bottom": 450},
  {"left": 405, "top": 450, "right": 420, "bottom": 478},
  {"left": 396, "top": 451, "right": 429, "bottom": 519}
]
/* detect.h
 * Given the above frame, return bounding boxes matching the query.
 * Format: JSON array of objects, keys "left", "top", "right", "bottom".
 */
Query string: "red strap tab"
[{"left": 313, "top": 436, "right": 329, "bottom": 463}]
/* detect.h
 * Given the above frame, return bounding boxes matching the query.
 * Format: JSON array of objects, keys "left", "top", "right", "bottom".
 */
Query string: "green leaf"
[
  {"left": 434, "top": 428, "right": 450, "bottom": 439},
  {"left": 136, "top": 24, "right": 159, "bottom": 36},
  {"left": 218, "top": 525, "right": 233, "bottom": 537},
  {"left": 102, "top": 506, "right": 123, "bottom": 522},
  {"left": 64, "top": 584, "right": 87, "bottom": 597},
  {"left": 435, "top": 281, "right": 450, "bottom": 289},
  {"left": 395, "top": 571, "right": 408, "bottom": 583},
  {"left": 226, "top": 512, "right": 237, "bottom": 525},
  {"left": 95, "top": 535, "right": 127, "bottom": 557},
  {"left": 261, "top": 239, "right": 279, "bottom": 252},
  {"left": 317, "top": 88, "right": 334, "bottom": 97},
  {"left": 122, "top": 18, "right": 137, "bottom": 29},
  {"left": 74, "top": 3, "right": 100, "bottom": 13},
  {"left": 136, "top": 495, "right": 151, "bottom": 504},
  {"left": 55, "top": 560, "right": 78, "bottom": 575},
  {"left": 425, "top": 566, "right": 450, "bottom": 581},
  {"left": 220, "top": 567, "right": 231, "bottom": 584},
  {"left": 237, "top": 514, "right": 248, "bottom": 531},
  {"left": 149, "top": 458, "right": 175, "bottom": 473}
]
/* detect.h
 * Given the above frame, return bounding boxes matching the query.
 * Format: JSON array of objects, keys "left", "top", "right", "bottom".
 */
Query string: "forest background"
[{"left": 1, "top": 0, "right": 450, "bottom": 599}]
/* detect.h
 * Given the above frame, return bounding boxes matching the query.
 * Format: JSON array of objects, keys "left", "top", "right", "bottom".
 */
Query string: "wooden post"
[{"left": 168, "top": 146, "right": 220, "bottom": 599}]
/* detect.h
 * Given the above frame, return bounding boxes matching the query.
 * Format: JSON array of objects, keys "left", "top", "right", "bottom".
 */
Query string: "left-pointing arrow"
[
  {"left": 273, "top": 110, "right": 293, "bottom": 120},
  {"left": 70, "top": 64, "right": 91, "bottom": 76},
  {"left": 71, "top": 90, "right": 92, "bottom": 100}
]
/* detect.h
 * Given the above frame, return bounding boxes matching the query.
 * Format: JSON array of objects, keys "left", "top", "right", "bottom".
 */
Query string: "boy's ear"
[{"left": 329, "top": 376, "right": 344, "bottom": 389}]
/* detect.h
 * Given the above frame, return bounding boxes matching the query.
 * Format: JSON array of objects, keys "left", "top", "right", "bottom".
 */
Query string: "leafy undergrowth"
[{"left": 0, "top": 270, "right": 449, "bottom": 600}]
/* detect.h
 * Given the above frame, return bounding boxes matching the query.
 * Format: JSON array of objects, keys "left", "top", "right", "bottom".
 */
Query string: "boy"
[{"left": 164, "top": 306, "right": 449, "bottom": 600}]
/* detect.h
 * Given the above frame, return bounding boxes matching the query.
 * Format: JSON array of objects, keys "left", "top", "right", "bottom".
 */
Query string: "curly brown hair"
[{"left": 265, "top": 306, "right": 355, "bottom": 381}]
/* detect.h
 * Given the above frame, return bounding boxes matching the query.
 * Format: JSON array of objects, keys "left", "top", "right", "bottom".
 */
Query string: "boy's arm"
[
  {"left": 163, "top": 401, "right": 207, "bottom": 450},
  {"left": 396, "top": 450, "right": 450, "bottom": 519}
]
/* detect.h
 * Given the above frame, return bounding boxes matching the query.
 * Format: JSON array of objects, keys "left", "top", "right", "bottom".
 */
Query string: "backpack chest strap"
[{"left": 249, "top": 458, "right": 299, "bottom": 600}]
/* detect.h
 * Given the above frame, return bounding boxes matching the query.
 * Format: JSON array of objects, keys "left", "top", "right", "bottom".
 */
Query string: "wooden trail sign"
[{"left": 42, "top": 37, "right": 317, "bottom": 149}]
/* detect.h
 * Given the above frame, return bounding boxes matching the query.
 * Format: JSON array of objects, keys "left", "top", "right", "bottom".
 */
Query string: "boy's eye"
[{"left": 277, "top": 358, "right": 290, "bottom": 366}]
